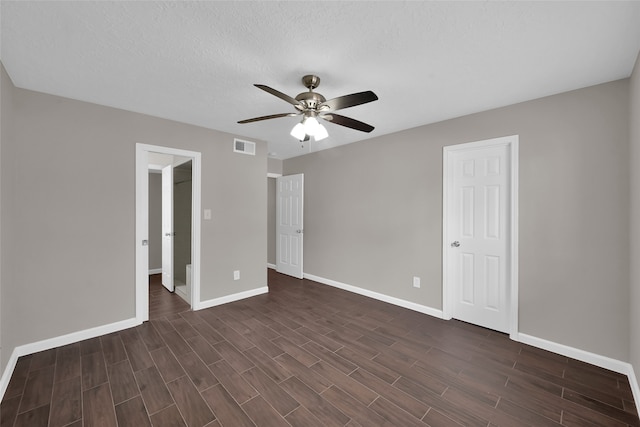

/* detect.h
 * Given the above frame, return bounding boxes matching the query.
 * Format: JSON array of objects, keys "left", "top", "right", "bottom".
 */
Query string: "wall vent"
[{"left": 233, "top": 138, "right": 256, "bottom": 156}]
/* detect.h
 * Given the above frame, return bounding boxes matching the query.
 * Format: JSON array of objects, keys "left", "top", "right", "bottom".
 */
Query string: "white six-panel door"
[
  {"left": 276, "top": 174, "right": 304, "bottom": 278},
  {"left": 444, "top": 137, "right": 517, "bottom": 334}
]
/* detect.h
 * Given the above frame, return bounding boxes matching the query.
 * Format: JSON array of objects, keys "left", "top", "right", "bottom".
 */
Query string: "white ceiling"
[{"left": 2, "top": 1, "right": 640, "bottom": 159}]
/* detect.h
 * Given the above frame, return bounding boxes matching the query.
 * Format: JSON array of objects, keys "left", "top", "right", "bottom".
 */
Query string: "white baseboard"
[
  {"left": 148, "top": 268, "right": 162, "bottom": 275},
  {"left": 195, "top": 286, "right": 268, "bottom": 311},
  {"left": 0, "top": 349, "right": 19, "bottom": 402},
  {"left": 267, "top": 263, "right": 276, "bottom": 270},
  {"left": 515, "top": 333, "right": 630, "bottom": 375},
  {"left": 303, "top": 273, "right": 444, "bottom": 319},
  {"left": 516, "top": 332, "right": 640, "bottom": 408},
  {"left": 0, "top": 317, "right": 139, "bottom": 401}
]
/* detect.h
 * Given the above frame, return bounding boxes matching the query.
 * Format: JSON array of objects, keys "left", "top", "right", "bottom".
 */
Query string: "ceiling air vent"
[{"left": 233, "top": 138, "right": 256, "bottom": 156}]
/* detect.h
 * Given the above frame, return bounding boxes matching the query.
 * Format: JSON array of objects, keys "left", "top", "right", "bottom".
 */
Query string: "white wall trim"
[
  {"left": 516, "top": 332, "right": 631, "bottom": 374},
  {"left": 303, "top": 273, "right": 444, "bottom": 319},
  {"left": 267, "top": 263, "right": 276, "bottom": 270},
  {"left": 0, "top": 317, "right": 139, "bottom": 400},
  {"left": 267, "top": 173, "right": 282, "bottom": 178},
  {"left": 195, "top": 286, "right": 268, "bottom": 311},
  {"left": 442, "top": 135, "right": 519, "bottom": 339},
  {"left": 148, "top": 268, "right": 162, "bottom": 275}
]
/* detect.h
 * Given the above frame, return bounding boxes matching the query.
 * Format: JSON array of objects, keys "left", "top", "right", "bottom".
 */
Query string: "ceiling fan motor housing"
[{"left": 295, "top": 91, "right": 326, "bottom": 110}]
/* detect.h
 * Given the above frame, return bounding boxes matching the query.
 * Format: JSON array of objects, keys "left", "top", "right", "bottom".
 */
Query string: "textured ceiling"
[{"left": 2, "top": 1, "right": 640, "bottom": 159}]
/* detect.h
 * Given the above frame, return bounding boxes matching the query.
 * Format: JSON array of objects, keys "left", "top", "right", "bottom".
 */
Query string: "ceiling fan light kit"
[{"left": 238, "top": 74, "right": 378, "bottom": 144}]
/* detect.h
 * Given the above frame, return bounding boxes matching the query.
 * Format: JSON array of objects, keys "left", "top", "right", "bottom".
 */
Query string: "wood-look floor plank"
[
  {"left": 149, "top": 405, "right": 187, "bottom": 427},
  {"left": 114, "top": 396, "right": 151, "bottom": 427},
  {"left": 54, "top": 344, "right": 81, "bottom": 383},
  {"left": 101, "top": 333, "right": 128, "bottom": 366},
  {"left": 178, "top": 351, "right": 218, "bottom": 391},
  {"left": 320, "top": 385, "right": 390, "bottom": 426},
  {"left": 108, "top": 360, "right": 140, "bottom": 405},
  {"left": 274, "top": 353, "right": 332, "bottom": 394},
  {"left": 137, "top": 322, "right": 167, "bottom": 352},
  {"left": 241, "top": 367, "right": 300, "bottom": 416},
  {"left": 349, "top": 367, "right": 429, "bottom": 419},
  {"left": 279, "top": 376, "right": 349, "bottom": 427},
  {"left": 3, "top": 357, "right": 30, "bottom": 399},
  {"left": 135, "top": 366, "right": 174, "bottom": 415},
  {"left": 186, "top": 334, "right": 223, "bottom": 365},
  {"left": 82, "top": 351, "right": 108, "bottom": 390},
  {"left": 242, "top": 347, "right": 292, "bottom": 383},
  {"left": 311, "top": 361, "right": 378, "bottom": 405},
  {"left": 214, "top": 341, "right": 255, "bottom": 373},
  {"left": 29, "top": 348, "right": 57, "bottom": 371},
  {"left": 13, "top": 404, "right": 50, "bottom": 427},
  {"left": 166, "top": 376, "right": 215, "bottom": 427},
  {"left": 18, "top": 366, "right": 55, "bottom": 413},
  {"left": 209, "top": 360, "right": 257, "bottom": 404},
  {"left": 83, "top": 383, "right": 117, "bottom": 427},
  {"left": 49, "top": 376, "right": 82, "bottom": 427},
  {"left": 200, "top": 384, "right": 255, "bottom": 427},
  {"left": 302, "top": 341, "right": 357, "bottom": 375},
  {"left": 284, "top": 406, "right": 325, "bottom": 427},
  {"left": 0, "top": 395, "right": 21, "bottom": 427},
  {"left": 149, "top": 346, "right": 186, "bottom": 383},
  {"left": 369, "top": 396, "right": 430, "bottom": 427},
  {"left": 242, "top": 395, "right": 291, "bottom": 427}
]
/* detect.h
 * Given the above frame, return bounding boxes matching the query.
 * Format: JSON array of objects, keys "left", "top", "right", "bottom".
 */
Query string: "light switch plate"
[{"left": 204, "top": 209, "right": 212, "bottom": 220}]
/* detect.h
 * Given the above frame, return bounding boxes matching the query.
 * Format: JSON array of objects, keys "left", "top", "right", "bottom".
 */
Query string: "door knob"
[
  {"left": 451, "top": 241, "right": 460, "bottom": 247},
  {"left": 296, "top": 229, "right": 303, "bottom": 233}
]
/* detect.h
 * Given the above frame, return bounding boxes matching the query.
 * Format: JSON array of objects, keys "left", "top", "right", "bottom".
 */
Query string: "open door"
[
  {"left": 276, "top": 174, "right": 304, "bottom": 278},
  {"left": 161, "top": 164, "right": 174, "bottom": 292}
]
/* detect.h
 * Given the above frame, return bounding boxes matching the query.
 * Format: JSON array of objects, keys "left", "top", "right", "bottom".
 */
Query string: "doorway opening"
[{"left": 136, "top": 144, "right": 202, "bottom": 323}]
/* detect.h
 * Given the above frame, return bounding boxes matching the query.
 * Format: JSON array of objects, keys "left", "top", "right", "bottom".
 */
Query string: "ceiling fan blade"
[
  {"left": 237, "top": 112, "right": 300, "bottom": 124},
  {"left": 319, "top": 91, "right": 378, "bottom": 111},
  {"left": 322, "top": 113, "right": 375, "bottom": 133},
  {"left": 255, "top": 84, "right": 304, "bottom": 107}
]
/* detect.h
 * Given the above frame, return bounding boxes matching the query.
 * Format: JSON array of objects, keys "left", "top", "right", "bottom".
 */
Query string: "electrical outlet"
[
  {"left": 234, "top": 270, "right": 240, "bottom": 280},
  {"left": 413, "top": 276, "right": 421, "bottom": 288}
]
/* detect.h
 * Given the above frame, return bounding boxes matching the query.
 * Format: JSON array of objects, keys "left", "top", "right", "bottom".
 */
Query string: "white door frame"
[
  {"left": 136, "top": 143, "right": 202, "bottom": 323},
  {"left": 442, "top": 135, "right": 519, "bottom": 339}
]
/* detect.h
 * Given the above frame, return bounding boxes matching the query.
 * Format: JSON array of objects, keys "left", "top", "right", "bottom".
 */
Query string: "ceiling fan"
[{"left": 238, "top": 75, "right": 378, "bottom": 142}]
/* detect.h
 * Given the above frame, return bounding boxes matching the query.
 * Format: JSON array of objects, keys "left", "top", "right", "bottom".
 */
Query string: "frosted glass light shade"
[
  {"left": 290, "top": 122, "right": 306, "bottom": 140},
  {"left": 314, "top": 123, "right": 328, "bottom": 141},
  {"left": 303, "top": 116, "right": 320, "bottom": 135}
]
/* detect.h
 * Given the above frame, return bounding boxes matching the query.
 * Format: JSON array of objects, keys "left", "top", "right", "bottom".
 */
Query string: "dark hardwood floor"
[{"left": 2, "top": 270, "right": 639, "bottom": 426}]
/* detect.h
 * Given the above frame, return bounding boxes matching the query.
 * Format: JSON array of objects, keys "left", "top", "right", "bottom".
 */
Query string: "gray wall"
[
  {"left": 630, "top": 51, "right": 640, "bottom": 390},
  {"left": 268, "top": 158, "right": 283, "bottom": 176},
  {"left": 0, "top": 64, "right": 14, "bottom": 369},
  {"left": 148, "top": 172, "right": 162, "bottom": 271},
  {"left": 0, "top": 71, "right": 267, "bottom": 372},
  {"left": 285, "top": 79, "right": 630, "bottom": 361}
]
